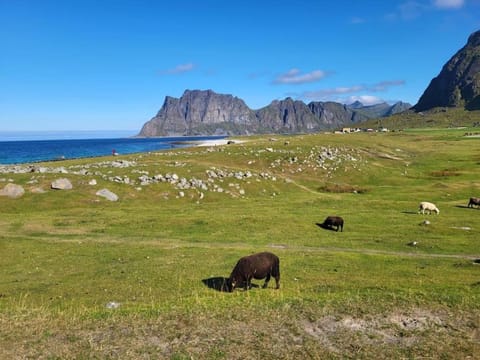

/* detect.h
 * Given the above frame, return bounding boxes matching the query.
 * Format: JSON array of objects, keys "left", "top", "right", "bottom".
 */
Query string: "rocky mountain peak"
[
  {"left": 138, "top": 90, "right": 411, "bottom": 136},
  {"left": 348, "top": 101, "right": 364, "bottom": 109},
  {"left": 467, "top": 30, "right": 480, "bottom": 47},
  {"left": 413, "top": 30, "right": 480, "bottom": 111}
]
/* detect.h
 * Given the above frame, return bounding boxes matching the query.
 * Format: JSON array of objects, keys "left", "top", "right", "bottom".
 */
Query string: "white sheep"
[{"left": 418, "top": 201, "right": 440, "bottom": 215}]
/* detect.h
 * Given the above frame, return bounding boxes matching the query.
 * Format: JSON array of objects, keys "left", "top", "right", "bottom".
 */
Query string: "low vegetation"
[
  {"left": 362, "top": 107, "right": 480, "bottom": 130},
  {"left": 1, "top": 122, "right": 479, "bottom": 358}
]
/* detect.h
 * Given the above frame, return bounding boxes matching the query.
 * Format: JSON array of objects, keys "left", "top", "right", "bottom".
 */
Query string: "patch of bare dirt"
[
  {"left": 302, "top": 309, "right": 479, "bottom": 356},
  {"left": 2, "top": 308, "right": 479, "bottom": 359}
]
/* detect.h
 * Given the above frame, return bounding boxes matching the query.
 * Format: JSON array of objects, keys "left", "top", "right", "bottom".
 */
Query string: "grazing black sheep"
[
  {"left": 226, "top": 252, "right": 280, "bottom": 292},
  {"left": 323, "top": 216, "right": 344, "bottom": 232},
  {"left": 468, "top": 197, "right": 480, "bottom": 208}
]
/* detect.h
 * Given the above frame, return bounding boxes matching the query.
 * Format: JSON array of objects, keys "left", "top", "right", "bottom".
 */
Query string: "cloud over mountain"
[
  {"left": 299, "top": 80, "right": 405, "bottom": 103},
  {"left": 433, "top": 0, "right": 464, "bottom": 9},
  {"left": 273, "top": 69, "right": 328, "bottom": 85},
  {"left": 162, "top": 63, "right": 195, "bottom": 75}
]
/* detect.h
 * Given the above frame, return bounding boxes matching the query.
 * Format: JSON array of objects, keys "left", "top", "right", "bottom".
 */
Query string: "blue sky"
[{"left": 1, "top": 0, "right": 479, "bottom": 132}]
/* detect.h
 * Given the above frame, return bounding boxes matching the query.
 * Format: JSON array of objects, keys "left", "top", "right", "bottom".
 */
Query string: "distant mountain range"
[
  {"left": 138, "top": 29, "right": 480, "bottom": 137},
  {"left": 138, "top": 90, "right": 411, "bottom": 136}
]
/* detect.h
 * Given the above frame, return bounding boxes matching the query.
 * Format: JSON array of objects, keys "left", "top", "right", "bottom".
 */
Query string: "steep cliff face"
[
  {"left": 138, "top": 89, "right": 411, "bottom": 136},
  {"left": 309, "top": 101, "right": 365, "bottom": 128},
  {"left": 255, "top": 98, "right": 321, "bottom": 132},
  {"left": 384, "top": 101, "right": 412, "bottom": 116},
  {"left": 414, "top": 30, "right": 480, "bottom": 112},
  {"left": 139, "top": 90, "right": 258, "bottom": 136}
]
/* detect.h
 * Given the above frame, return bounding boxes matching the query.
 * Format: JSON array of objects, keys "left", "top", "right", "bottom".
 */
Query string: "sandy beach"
[{"left": 194, "top": 139, "right": 245, "bottom": 147}]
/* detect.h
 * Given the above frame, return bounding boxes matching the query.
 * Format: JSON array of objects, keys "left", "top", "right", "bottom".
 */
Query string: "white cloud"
[
  {"left": 345, "top": 95, "right": 384, "bottom": 105},
  {"left": 297, "top": 78, "right": 406, "bottom": 105},
  {"left": 398, "top": 1, "right": 427, "bottom": 20},
  {"left": 301, "top": 80, "right": 404, "bottom": 100},
  {"left": 273, "top": 68, "right": 328, "bottom": 85},
  {"left": 433, "top": 0, "right": 464, "bottom": 9},
  {"left": 385, "top": 0, "right": 463, "bottom": 22},
  {"left": 370, "top": 80, "right": 405, "bottom": 92},
  {"left": 162, "top": 63, "right": 195, "bottom": 75},
  {"left": 301, "top": 91, "right": 384, "bottom": 105},
  {"left": 302, "top": 86, "right": 366, "bottom": 99}
]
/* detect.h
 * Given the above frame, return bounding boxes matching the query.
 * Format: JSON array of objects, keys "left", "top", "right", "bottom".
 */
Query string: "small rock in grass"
[
  {"left": 106, "top": 301, "right": 120, "bottom": 309},
  {"left": 96, "top": 188, "right": 119, "bottom": 201}
]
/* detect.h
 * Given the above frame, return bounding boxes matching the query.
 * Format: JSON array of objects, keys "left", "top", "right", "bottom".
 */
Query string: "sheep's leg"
[
  {"left": 263, "top": 274, "right": 271, "bottom": 288},
  {"left": 245, "top": 276, "right": 253, "bottom": 290}
]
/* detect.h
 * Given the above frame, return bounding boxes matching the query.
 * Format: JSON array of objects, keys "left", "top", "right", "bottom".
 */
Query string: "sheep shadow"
[
  {"left": 316, "top": 222, "right": 337, "bottom": 231},
  {"left": 401, "top": 211, "right": 418, "bottom": 215},
  {"left": 456, "top": 205, "right": 478, "bottom": 209},
  {"left": 201, "top": 277, "right": 261, "bottom": 292},
  {"left": 202, "top": 277, "right": 230, "bottom": 292}
]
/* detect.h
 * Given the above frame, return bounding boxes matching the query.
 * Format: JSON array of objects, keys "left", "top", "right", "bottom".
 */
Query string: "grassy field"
[
  {"left": 1, "top": 126, "right": 480, "bottom": 359},
  {"left": 362, "top": 107, "right": 480, "bottom": 130}
]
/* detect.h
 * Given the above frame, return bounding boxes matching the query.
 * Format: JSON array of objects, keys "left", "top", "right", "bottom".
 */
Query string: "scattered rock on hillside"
[
  {"left": 30, "top": 187, "right": 46, "bottom": 194},
  {"left": 51, "top": 178, "right": 73, "bottom": 190},
  {"left": 0, "top": 183, "right": 25, "bottom": 198},
  {"left": 96, "top": 188, "right": 119, "bottom": 201}
]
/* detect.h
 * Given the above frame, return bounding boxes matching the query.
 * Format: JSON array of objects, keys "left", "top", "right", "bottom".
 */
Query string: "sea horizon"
[
  {"left": 0, "top": 130, "right": 138, "bottom": 142},
  {"left": 0, "top": 132, "right": 227, "bottom": 165}
]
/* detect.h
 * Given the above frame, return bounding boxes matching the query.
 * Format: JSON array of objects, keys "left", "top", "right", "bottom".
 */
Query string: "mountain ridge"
[
  {"left": 413, "top": 30, "right": 480, "bottom": 111},
  {"left": 138, "top": 90, "right": 411, "bottom": 136}
]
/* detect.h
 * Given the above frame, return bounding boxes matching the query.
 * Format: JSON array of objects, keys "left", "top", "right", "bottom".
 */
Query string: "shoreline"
[
  {"left": 195, "top": 139, "right": 245, "bottom": 147},
  {"left": 0, "top": 135, "right": 232, "bottom": 166},
  {"left": 171, "top": 138, "right": 246, "bottom": 147}
]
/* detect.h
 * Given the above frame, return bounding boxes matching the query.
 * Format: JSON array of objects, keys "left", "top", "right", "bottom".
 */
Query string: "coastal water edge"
[{"left": 0, "top": 132, "right": 227, "bottom": 165}]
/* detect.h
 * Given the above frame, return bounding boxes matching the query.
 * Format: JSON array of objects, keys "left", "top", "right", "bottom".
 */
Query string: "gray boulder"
[
  {"left": 96, "top": 188, "right": 119, "bottom": 202},
  {"left": 0, "top": 183, "right": 25, "bottom": 198},
  {"left": 51, "top": 178, "right": 73, "bottom": 190}
]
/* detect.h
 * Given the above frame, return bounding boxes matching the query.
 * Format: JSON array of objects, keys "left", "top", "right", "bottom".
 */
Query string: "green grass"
[
  {"left": 361, "top": 107, "right": 480, "bottom": 130},
  {"left": 1, "top": 127, "right": 480, "bottom": 358}
]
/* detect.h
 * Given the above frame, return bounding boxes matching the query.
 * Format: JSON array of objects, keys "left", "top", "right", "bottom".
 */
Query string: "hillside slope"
[{"left": 414, "top": 30, "right": 480, "bottom": 111}]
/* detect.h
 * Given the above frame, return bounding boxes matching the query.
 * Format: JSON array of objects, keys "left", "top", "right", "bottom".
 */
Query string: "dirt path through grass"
[{"left": 18, "top": 234, "right": 478, "bottom": 261}]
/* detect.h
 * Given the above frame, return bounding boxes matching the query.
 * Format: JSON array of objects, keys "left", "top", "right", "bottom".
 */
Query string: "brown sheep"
[
  {"left": 322, "top": 216, "right": 344, "bottom": 232},
  {"left": 468, "top": 197, "right": 480, "bottom": 208},
  {"left": 226, "top": 252, "right": 280, "bottom": 292}
]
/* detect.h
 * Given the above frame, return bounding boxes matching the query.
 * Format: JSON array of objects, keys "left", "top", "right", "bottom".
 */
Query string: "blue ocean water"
[{"left": 0, "top": 131, "right": 226, "bottom": 165}]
